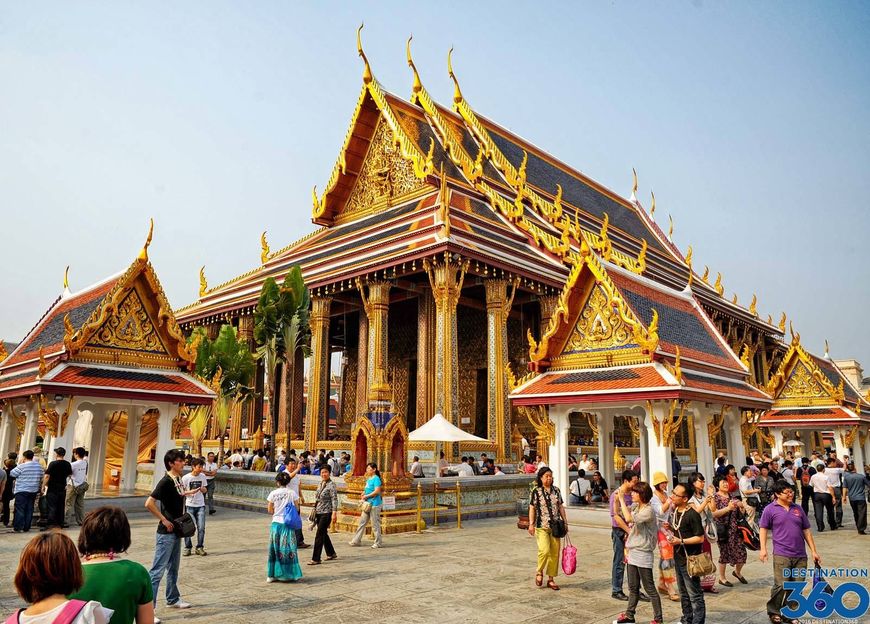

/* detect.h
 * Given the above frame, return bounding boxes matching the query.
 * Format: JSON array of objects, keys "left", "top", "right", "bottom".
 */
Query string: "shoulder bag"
[
  {"left": 674, "top": 509, "right": 714, "bottom": 578},
  {"left": 543, "top": 487, "right": 567, "bottom": 538},
  {"left": 310, "top": 482, "right": 324, "bottom": 523},
  {"left": 172, "top": 478, "right": 197, "bottom": 538}
]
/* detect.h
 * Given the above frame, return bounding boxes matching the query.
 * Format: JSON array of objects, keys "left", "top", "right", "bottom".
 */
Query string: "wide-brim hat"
[{"left": 652, "top": 471, "right": 669, "bottom": 486}]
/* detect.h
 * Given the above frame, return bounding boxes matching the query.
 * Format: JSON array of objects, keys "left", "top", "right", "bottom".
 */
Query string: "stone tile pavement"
[{"left": 0, "top": 507, "right": 868, "bottom": 624}]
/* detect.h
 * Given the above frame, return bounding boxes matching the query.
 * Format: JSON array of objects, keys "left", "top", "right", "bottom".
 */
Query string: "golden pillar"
[
  {"left": 358, "top": 280, "right": 391, "bottom": 404},
  {"left": 236, "top": 315, "right": 256, "bottom": 434},
  {"left": 355, "top": 311, "right": 369, "bottom": 418},
  {"left": 539, "top": 295, "right": 559, "bottom": 335},
  {"left": 290, "top": 349, "right": 305, "bottom": 441},
  {"left": 304, "top": 296, "right": 331, "bottom": 451},
  {"left": 485, "top": 278, "right": 517, "bottom": 462},
  {"left": 424, "top": 254, "right": 469, "bottom": 440},
  {"left": 416, "top": 289, "right": 435, "bottom": 427}
]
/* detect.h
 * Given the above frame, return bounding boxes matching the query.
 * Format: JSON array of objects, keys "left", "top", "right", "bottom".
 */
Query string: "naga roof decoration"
[{"left": 0, "top": 223, "right": 211, "bottom": 403}]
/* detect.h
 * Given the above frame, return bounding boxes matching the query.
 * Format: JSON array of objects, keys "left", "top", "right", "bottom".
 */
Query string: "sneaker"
[
  {"left": 612, "top": 592, "right": 629, "bottom": 601},
  {"left": 168, "top": 601, "right": 191, "bottom": 609},
  {"left": 266, "top": 577, "right": 275, "bottom": 583},
  {"left": 348, "top": 541, "right": 359, "bottom": 547},
  {"left": 613, "top": 614, "right": 636, "bottom": 624},
  {"left": 371, "top": 543, "right": 381, "bottom": 549},
  {"left": 182, "top": 548, "right": 192, "bottom": 557},
  {"left": 195, "top": 547, "right": 207, "bottom": 556},
  {"left": 208, "top": 510, "right": 216, "bottom": 515}
]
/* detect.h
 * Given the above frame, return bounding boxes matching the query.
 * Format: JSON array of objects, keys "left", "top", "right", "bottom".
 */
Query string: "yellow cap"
[{"left": 652, "top": 471, "right": 669, "bottom": 486}]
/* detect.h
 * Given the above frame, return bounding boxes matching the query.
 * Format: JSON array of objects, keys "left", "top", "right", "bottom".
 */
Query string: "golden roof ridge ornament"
[
  {"left": 199, "top": 266, "right": 208, "bottom": 298},
  {"left": 667, "top": 214, "right": 674, "bottom": 239},
  {"left": 684, "top": 246, "right": 694, "bottom": 288},
  {"left": 824, "top": 339, "right": 830, "bottom": 358},
  {"left": 260, "top": 231, "right": 270, "bottom": 264},
  {"left": 701, "top": 265, "right": 710, "bottom": 283},
  {"left": 447, "top": 47, "right": 463, "bottom": 103},
  {"left": 438, "top": 163, "right": 451, "bottom": 240},
  {"left": 749, "top": 293, "right": 758, "bottom": 316},
  {"left": 714, "top": 272, "right": 724, "bottom": 296},
  {"left": 649, "top": 189, "right": 656, "bottom": 216},
  {"left": 62, "top": 266, "right": 71, "bottom": 298},
  {"left": 630, "top": 168, "right": 638, "bottom": 203},
  {"left": 357, "top": 23, "right": 373, "bottom": 84},
  {"left": 406, "top": 35, "right": 422, "bottom": 96},
  {"left": 778, "top": 312, "right": 787, "bottom": 332},
  {"left": 138, "top": 218, "right": 154, "bottom": 261}
]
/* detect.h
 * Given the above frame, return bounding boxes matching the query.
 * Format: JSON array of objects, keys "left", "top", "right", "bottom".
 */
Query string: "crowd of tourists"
[
  {"left": 210, "top": 446, "right": 352, "bottom": 476},
  {"left": 530, "top": 448, "right": 869, "bottom": 624}
]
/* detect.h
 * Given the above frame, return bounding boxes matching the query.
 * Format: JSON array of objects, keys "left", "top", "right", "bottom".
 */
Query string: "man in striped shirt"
[{"left": 10, "top": 449, "right": 44, "bottom": 532}]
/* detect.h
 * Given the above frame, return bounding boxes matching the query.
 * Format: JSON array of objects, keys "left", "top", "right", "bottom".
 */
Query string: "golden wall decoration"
[
  {"left": 87, "top": 289, "right": 166, "bottom": 354},
  {"left": 564, "top": 283, "right": 634, "bottom": 352},
  {"left": 779, "top": 361, "right": 830, "bottom": 403},
  {"left": 342, "top": 119, "right": 427, "bottom": 223}
]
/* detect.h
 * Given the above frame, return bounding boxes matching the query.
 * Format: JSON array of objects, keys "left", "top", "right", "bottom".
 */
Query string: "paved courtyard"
[{"left": 0, "top": 507, "right": 868, "bottom": 624}]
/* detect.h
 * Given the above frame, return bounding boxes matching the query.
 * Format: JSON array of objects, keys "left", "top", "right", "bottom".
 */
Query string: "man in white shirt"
[
  {"left": 738, "top": 465, "right": 760, "bottom": 522},
  {"left": 181, "top": 459, "right": 209, "bottom": 556},
  {"left": 65, "top": 447, "right": 89, "bottom": 526},
  {"left": 228, "top": 448, "right": 244, "bottom": 468},
  {"left": 577, "top": 453, "right": 592, "bottom": 473},
  {"left": 781, "top": 460, "right": 796, "bottom": 486},
  {"left": 535, "top": 454, "right": 548, "bottom": 470},
  {"left": 824, "top": 458, "right": 845, "bottom": 527},
  {"left": 569, "top": 469, "right": 591, "bottom": 505},
  {"left": 203, "top": 452, "right": 218, "bottom": 515},
  {"left": 809, "top": 465, "right": 837, "bottom": 531},
  {"left": 455, "top": 457, "right": 475, "bottom": 477}
]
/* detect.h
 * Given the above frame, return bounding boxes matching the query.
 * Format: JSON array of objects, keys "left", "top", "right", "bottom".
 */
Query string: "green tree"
[
  {"left": 254, "top": 265, "right": 311, "bottom": 438},
  {"left": 190, "top": 324, "right": 255, "bottom": 460}
]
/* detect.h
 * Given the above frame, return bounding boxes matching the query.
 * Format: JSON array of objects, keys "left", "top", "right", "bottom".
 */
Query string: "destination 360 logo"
[{"left": 782, "top": 567, "right": 869, "bottom": 622}]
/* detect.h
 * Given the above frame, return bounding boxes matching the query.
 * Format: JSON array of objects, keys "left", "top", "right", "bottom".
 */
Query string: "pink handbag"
[{"left": 561, "top": 535, "right": 577, "bottom": 575}]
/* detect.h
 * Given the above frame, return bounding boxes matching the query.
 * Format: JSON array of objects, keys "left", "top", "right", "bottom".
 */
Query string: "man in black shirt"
[
  {"left": 42, "top": 447, "right": 72, "bottom": 528},
  {"left": 145, "top": 449, "right": 192, "bottom": 616},
  {"left": 795, "top": 458, "right": 816, "bottom": 514},
  {"left": 668, "top": 483, "right": 707, "bottom": 624}
]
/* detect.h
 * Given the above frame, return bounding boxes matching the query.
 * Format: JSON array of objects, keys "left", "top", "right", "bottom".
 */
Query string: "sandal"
[
  {"left": 535, "top": 572, "right": 544, "bottom": 587},
  {"left": 546, "top": 579, "right": 560, "bottom": 591},
  {"left": 307, "top": 561, "right": 321, "bottom": 566},
  {"left": 732, "top": 571, "right": 748, "bottom": 584},
  {"left": 326, "top": 554, "right": 338, "bottom": 561}
]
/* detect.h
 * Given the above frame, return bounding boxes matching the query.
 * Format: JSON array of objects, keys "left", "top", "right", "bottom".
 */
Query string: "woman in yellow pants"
[{"left": 528, "top": 466, "right": 568, "bottom": 590}]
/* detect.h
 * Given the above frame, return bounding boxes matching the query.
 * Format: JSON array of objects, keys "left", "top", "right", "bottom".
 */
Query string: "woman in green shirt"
[{"left": 70, "top": 506, "right": 155, "bottom": 624}]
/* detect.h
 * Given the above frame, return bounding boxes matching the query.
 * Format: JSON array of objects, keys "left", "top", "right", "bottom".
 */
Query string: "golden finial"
[
  {"left": 789, "top": 321, "right": 796, "bottom": 342},
  {"left": 684, "top": 245, "right": 693, "bottom": 266},
  {"left": 674, "top": 346, "right": 684, "bottom": 384},
  {"left": 778, "top": 312, "right": 786, "bottom": 332},
  {"left": 199, "top": 266, "right": 208, "bottom": 298},
  {"left": 701, "top": 265, "right": 710, "bottom": 283},
  {"left": 767, "top": 314, "right": 773, "bottom": 324},
  {"left": 260, "top": 231, "right": 270, "bottom": 264},
  {"left": 406, "top": 35, "right": 422, "bottom": 96},
  {"left": 63, "top": 266, "right": 70, "bottom": 290},
  {"left": 439, "top": 163, "right": 451, "bottom": 240},
  {"left": 714, "top": 272, "right": 724, "bottom": 296},
  {"left": 824, "top": 339, "right": 830, "bottom": 357},
  {"left": 138, "top": 218, "right": 154, "bottom": 261},
  {"left": 636, "top": 239, "right": 648, "bottom": 274},
  {"left": 63, "top": 314, "right": 75, "bottom": 344},
  {"left": 357, "top": 23, "right": 372, "bottom": 85},
  {"left": 731, "top": 293, "right": 738, "bottom": 305},
  {"left": 447, "top": 47, "right": 463, "bottom": 103},
  {"left": 649, "top": 190, "right": 656, "bottom": 216},
  {"left": 631, "top": 168, "right": 638, "bottom": 200},
  {"left": 749, "top": 293, "right": 758, "bottom": 316},
  {"left": 667, "top": 214, "right": 674, "bottom": 239},
  {"left": 37, "top": 347, "right": 47, "bottom": 378}
]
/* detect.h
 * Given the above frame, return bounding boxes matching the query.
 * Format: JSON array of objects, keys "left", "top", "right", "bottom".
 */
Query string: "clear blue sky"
[{"left": 1, "top": 2, "right": 868, "bottom": 366}]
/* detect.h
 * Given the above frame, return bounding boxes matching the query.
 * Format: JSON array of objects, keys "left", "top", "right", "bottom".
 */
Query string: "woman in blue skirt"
[{"left": 266, "top": 471, "right": 303, "bottom": 582}]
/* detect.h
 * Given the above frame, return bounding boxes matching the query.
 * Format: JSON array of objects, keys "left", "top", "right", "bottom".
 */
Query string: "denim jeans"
[
  {"left": 674, "top": 558, "right": 706, "bottom": 624},
  {"left": 611, "top": 527, "right": 626, "bottom": 593},
  {"left": 184, "top": 506, "right": 206, "bottom": 549},
  {"left": 149, "top": 531, "right": 182, "bottom": 606},
  {"left": 12, "top": 491, "right": 37, "bottom": 531},
  {"left": 833, "top": 487, "right": 843, "bottom": 526}
]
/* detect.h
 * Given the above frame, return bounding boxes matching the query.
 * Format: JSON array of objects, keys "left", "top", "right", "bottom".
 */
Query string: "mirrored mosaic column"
[
  {"left": 424, "top": 254, "right": 469, "bottom": 443},
  {"left": 485, "top": 278, "right": 516, "bottom": 461},
  {"left": 416, "top": 289, "right": 435, "bottom": 427},
  {"left": 304, "top": 296, "right": 331, "bottom": 450},
  {"left": 358, "top": 280, "right": 391, "bottom": 404},
  {"left": 356, "top": 311, "right": 369, "bottom": 418}
]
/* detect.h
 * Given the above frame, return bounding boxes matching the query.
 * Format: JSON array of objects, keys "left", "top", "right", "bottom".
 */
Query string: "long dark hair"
[
  {"left": 535, "top": 465, "right": 553, "bottom": 488},
  {"left": 367, "top": 462, "right": 381, "bottom": 480}
]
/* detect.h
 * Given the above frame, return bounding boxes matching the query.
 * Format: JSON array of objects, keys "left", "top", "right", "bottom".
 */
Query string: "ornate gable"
[
  {"left": 64, "top": 242, "right": 195, "bottom": 370},
  {"left": 766, "top": 337, "right": 842, "bottom": 407},
  {"left": 528, "top": 242, "right": 658, "bottom": 371}
]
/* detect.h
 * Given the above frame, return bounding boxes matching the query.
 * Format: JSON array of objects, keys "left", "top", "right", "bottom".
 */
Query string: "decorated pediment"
[
  {"left": 63, "top": 240, "right": 196, "bottom": 370},
  {"left": 528, "top": 243, "right": 658, "bottom": 370},
  {"left": 767, "top": 337, "right": 843, "bottom": 407}
]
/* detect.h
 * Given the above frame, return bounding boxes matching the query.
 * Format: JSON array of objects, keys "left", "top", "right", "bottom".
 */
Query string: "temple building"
[
  {"left": 0, "top": 226, "right": 214, "bottom": 492},
  {"left": 174, "top": 31, "right": 867, "bottom": 477}
]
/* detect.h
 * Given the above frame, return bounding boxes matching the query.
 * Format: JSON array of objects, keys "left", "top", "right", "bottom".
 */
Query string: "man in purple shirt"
[
  {"left": 610, "top": 470, "right": 649, "bottom": 602},
  {"left": 759, "top": 479, "right": 821, "bottom": 623}
]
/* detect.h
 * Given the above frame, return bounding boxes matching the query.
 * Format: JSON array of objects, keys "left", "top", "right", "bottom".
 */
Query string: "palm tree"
[
  {"left": 254, "top": 266, "right": 311, "bottom": 440},
  {"left": 190, "top": 325, "right": 255, "bottom": 461}
]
